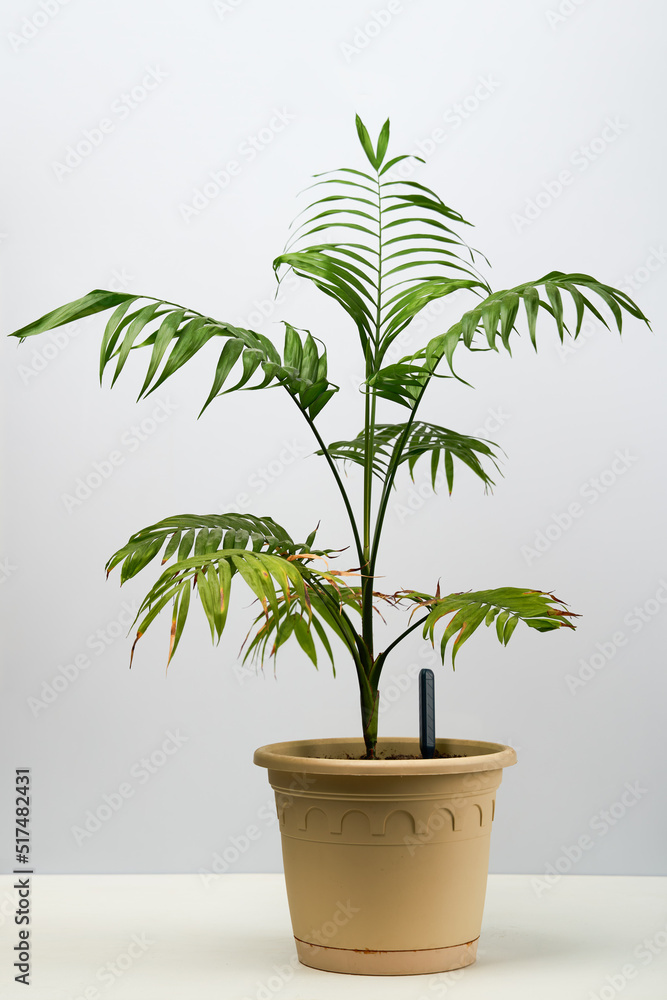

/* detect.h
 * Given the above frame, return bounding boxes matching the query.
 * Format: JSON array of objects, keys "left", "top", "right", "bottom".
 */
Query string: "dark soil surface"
[
  {"left": 380, "top": 752, "right": 465, "bottom": 760},
  {"left": 322, "top": 750, "right": 465, "bottom": 761}
]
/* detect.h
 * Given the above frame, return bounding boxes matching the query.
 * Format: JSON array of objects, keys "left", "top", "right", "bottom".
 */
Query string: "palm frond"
[
  {"left": 403, "top": 586, "right": 579, "bottom": 666},
  {"left": 406, "top": 271, "right": 651, "bottom": 380},
  {"left": 10, "top": 293, "right": 338, "bottom": 419},
  {"left": 273, "top": 115, "right": 487, "bottom": 369},
  {"left": 242, "top": 575, "right": 401, "bottom": 671},
  {"left": 320, "top": 421, "right": 501, "bottom": 493},
  {"left": 123, "top": 537, "right": 368, "bottom": 671},
  {"left": 127, "top": 547, "right": 312, "bottom": 667},
  {"left": 242, "top": 579, "right": 364, "bottom": 670},
  {"left": 105, "top": 512, "right": 314, "bottom": 584},
  {"left": 367, "top": 271, "right": 650, "bottom": 411}
]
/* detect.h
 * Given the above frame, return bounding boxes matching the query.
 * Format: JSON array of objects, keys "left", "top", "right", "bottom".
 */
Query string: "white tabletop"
[{"left": 0, "top": 873, "right": 665, "bottom": 999}]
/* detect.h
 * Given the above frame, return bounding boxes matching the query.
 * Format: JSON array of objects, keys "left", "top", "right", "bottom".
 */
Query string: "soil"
[
  {"left": 380, "top": 752, "right": 465, "bottom": 760},
  {"left": 322, "top": 750, "right": 465, "bottom": 761}
]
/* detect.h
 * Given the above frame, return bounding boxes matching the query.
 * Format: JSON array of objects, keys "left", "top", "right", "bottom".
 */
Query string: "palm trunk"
[{"left": 360, "top": 686, "right": 380, "bottom": 758}]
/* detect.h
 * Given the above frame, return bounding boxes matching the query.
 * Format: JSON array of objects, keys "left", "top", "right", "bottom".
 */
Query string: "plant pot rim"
[{"left": 254, "top": 737, "right": 517, "bottom": 775}]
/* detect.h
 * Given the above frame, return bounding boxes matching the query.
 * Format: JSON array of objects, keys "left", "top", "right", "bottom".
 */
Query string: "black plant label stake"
[{"left": 419, "top": 668, "right": 436, "bottom": 759}]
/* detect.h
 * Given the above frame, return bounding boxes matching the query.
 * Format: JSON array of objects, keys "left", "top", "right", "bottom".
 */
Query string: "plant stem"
[
  {"left": 286, "top": 391, "right": 364, "bottom": 568},
  {"left": 361, "top": 387, "right": 375, "bottom": 654},
  {"left": 370, "top": 613, "right": 431, "bottom": 688},
  {"left": 305, "top": 575, "right": 373, "bottom": 698},
  {"left": 360, "top": 684, "right": 379, "bottom": 758},
  {"left": 360, "top": 167, "right": 384, "bottom": 662},
  {"left": 369, "top": 379, "right": 430, "bottom": 578}
]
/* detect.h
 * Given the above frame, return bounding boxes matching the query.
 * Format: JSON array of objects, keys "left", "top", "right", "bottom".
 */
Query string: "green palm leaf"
[
  {"left": 242, "top": 578, "right": 365, "bottom": 670},
  {"left": 11, "top": 289, "right": 137, "bottom": 338},
  {"left": 10, "top": 294, "right": 338, "bottom": 420},
  {"left": 320, "top": 421, "right": 500, "bottom": 492},
  {"left": 273, "top": 118, "right": 485, "bottom": 369},
  {"left": 105, "top": 512, "right": 307, "bottom": 584},
  {"left": 410, "top": 271, "right": 650, "bottom": 379},
  {"left": 403, "top": 587, "right": 579, "bottom": 666},
  {"left": 124, "top": 537, "right": 365, "bottom": 672},
  {"left": 127, "top": 548, "right": 307, "bottom": 666}
]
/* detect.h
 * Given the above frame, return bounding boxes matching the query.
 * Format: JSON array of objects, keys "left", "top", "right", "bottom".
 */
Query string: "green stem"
[
  {"left": 361, "top": 388, "right": 375, "bottom": 652},
  {"left": 369, "top": 378, "right": 430, "bottom": 577},
  {"left": 286, "top": 391, "right": 364, "bottom": 568},
  {"left": 305, "top": 575, "right": 373, "bottom": 697},
  {"left": 360, "top": 687, "right": 379, "bottom": 758},
  {"left": 361, "top": 167, "right": 384, "bottom": 660},
  {"left": 370, "top": 613, "right": 430, "bottom": 688}
]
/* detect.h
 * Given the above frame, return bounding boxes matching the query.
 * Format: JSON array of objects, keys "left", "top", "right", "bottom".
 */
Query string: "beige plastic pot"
[{"left": 254, "top": 736, "right": 516, "bottom": 976}]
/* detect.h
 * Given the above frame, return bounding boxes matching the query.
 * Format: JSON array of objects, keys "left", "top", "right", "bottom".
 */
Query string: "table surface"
[{"left": 0, "top": 873, "right": 665, "bottom": 999}]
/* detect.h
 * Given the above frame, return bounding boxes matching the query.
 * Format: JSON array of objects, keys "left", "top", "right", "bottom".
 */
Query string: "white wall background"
[{"left": 1, "top": 0, "right": 666, "bottom": 882}]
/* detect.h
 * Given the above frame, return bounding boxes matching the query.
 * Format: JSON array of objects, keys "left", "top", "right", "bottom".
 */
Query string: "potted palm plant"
[{"left": 10, "top": 117, "right": 648, "bottom": 976}]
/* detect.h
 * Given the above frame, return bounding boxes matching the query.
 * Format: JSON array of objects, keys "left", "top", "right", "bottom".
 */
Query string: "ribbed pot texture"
[{"left": 254, "top": 737, "right": 517, "bottom": 976}]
